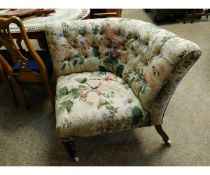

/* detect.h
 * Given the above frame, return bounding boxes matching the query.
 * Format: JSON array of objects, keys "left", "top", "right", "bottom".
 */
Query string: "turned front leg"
[
  {"left": 155, "top": 125, "right": 172, "bottom": 147},
  {"left": 62, "top": 139, "right": 79, "bottom": 162}
]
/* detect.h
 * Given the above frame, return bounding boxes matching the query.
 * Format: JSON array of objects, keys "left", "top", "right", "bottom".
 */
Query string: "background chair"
[
  {"left": 90, "top": 9, "right": 122, "bottom": 18},
  {"left": 0, "top": 16, "right": 54, "bottom": 110},
  {"left": 45, "top": 18, "right": 201, "bottom": 161}
]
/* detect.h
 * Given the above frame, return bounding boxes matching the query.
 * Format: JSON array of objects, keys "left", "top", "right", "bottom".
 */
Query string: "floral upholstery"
[
  {"left": 45, "top": 18, "right": 201, "bottom": 139},
  {"left": 56, "top": 71, "right": 148, "bottom": 138}
]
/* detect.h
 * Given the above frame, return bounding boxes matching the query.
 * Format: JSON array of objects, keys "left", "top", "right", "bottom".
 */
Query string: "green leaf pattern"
[
  {"left": 55, "top": 71, "right": 148, "bottom": 135},
  {"left": 45, "top": 18, "right": 201, "bottom": 137}
]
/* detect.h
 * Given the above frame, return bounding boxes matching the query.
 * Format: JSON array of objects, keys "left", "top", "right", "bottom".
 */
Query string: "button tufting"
[{"left": 127, "top": 98, "right": 132, "bottom": 103}]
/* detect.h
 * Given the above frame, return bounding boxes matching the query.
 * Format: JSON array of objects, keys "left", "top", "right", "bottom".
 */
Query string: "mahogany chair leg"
[
  {"left": 155, "top": 125, "right": 172, "bottom": 147},
  {"left": 43, "top": 78, "right": 54, "bottom": 112},
  {"left": 7, "top": 79, "right": 19, "bottom": 107},
  {"left": 0, "top": 74, "right": 3, "bottom": 84},
  {"left": 62, "top": 140, "right": 79, "bottom": 162},
  {"left": 0, "top": 69, "right": 18, "bottom": 107},
  {"left": 9, "top": 76, "right": 30, "bottom": 110}
]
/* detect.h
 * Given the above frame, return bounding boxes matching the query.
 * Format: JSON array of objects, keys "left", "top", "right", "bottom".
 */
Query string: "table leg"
[{"left": 37, "top": 38, "right": 48, "bottom": 50}]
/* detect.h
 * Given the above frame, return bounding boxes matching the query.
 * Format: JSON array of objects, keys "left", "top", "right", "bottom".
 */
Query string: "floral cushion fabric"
[
  {"left": 45, "top": 18, "right": 201, "bottom": 113},
  {"left": 45, "top": 18, "right": 201, "bottom": 136},
  {"left": 56, "top": 71, "right": 149, "bottom": 138}
]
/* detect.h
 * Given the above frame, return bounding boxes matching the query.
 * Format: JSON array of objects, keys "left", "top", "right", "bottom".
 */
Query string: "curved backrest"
[
  {"left": 0, "top": 16, "right": 47, "bottom": 75},
  {"left": 45, "top": 18, "right": 201, "bottom": 113}
]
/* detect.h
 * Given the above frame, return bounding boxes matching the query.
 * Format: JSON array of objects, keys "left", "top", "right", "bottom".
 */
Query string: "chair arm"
[{"left": 149, "top": 48, "right": 202, "bottom": 125}]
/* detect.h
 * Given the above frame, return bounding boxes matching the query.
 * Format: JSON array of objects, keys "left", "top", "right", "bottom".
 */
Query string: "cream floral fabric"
[
  {"left": 56, "top": 71, "right": 148, "bottom": 138},
  {"left": 45, "top": 18, "right": 201, "bottom": 138}
]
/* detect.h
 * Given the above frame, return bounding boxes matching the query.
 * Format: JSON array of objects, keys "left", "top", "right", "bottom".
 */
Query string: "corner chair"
[{"left": 45, "top": 18, "right": 202, "bottom": 161}]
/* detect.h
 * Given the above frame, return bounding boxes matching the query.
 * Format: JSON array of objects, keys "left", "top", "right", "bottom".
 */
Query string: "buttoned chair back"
[{"left": 46, "top": 18, "right": 201, "bottom": 124}]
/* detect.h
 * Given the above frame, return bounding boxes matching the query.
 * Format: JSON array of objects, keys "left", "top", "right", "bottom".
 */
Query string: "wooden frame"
[
  {"left": 90, "top": 9, "right": 122, "bottom": 18},
  {"left": 0, "top": 16, "right": 54, "bottom": 110}
]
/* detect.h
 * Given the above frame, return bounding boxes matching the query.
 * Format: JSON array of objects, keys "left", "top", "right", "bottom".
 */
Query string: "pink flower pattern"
[{"left": 46, "top": 18, "right": 201, "bottom": 139}]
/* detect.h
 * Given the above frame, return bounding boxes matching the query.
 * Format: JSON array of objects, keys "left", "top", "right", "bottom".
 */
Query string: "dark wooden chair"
[
  {"left": 184, "top": 9, "right": 209, "bottom": 23},
  {"left": 0, "top": 16, "right": 54, "bottom": 110}
]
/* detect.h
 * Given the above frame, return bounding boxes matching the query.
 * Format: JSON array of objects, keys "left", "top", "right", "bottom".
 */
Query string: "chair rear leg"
[
  {"left": 7, "top": 79, "right": 19, "bottom": 107},
  {"left": 155, "top": 125, "right": 171, "bottom": 147},
  {"left": 0, "top": 67, "right": 19, "bottom": 107},
  {"left": 43, "top": 79, "right": 54, "bottom": 112},
  {"left": 62, "top": 140, "right": 79, "bottom": 162},
  {"left": 3, "top": 76, "right": 19, "bottom": 107},
  {"left": 9, "top": 76, "right": 30, "bottom": 110}
]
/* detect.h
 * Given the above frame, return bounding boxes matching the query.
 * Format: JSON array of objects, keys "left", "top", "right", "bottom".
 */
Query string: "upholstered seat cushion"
[
  {"left": 13, "top": 51, "right": 53, "bottom": 76},
  {"left": 0, "top": 50, "right": 53, "bottom": 76},
  {"left": 56, "top": 71, "right": 149, "bottom": 138}
]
